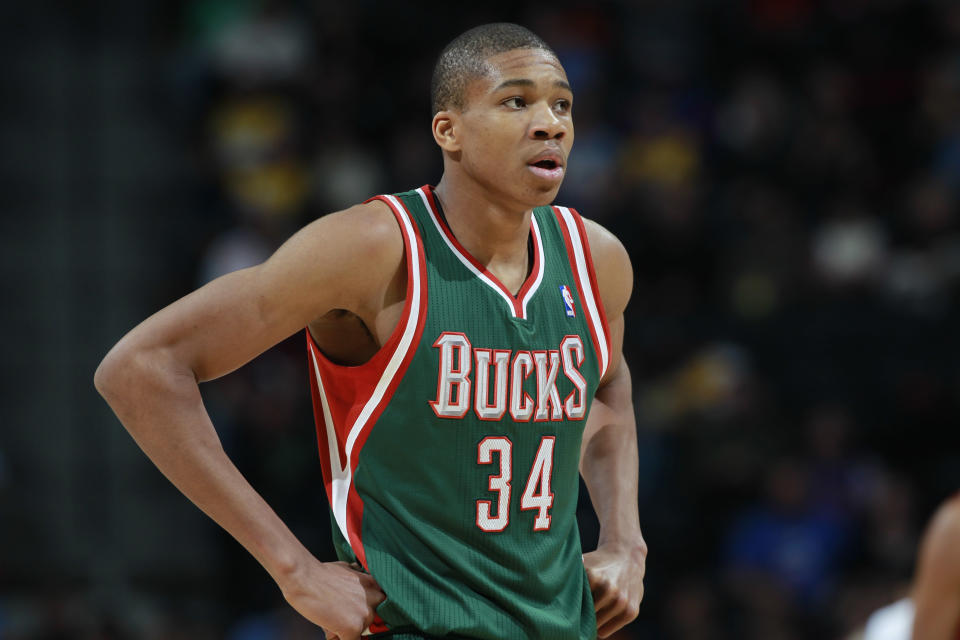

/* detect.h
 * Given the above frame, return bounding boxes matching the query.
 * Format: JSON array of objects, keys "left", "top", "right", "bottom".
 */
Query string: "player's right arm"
[
  {"left": 94, "top": 199, "right": 401, "bottom": 639},
  {"left": 912, "top": 496, "right": 960, "bottom": 640}
]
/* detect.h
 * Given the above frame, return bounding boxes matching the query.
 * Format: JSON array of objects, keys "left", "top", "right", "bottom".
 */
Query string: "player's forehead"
[
  {"left": 474, "top": 48, "right": 570, "bottom": 94},
  {"left": 485, "top": 48, "right": 566, "bottom": 76}
]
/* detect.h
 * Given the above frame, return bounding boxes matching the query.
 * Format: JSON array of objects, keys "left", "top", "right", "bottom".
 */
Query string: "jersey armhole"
[
  {"left": 551, "top": 205, "right": 613, "bottom": 380},
  {"left": 306, "top": 195, "right": 423, "bottom": 375},
  {"left": 568, "top": 207, "right": 613, "bottom": 363}
]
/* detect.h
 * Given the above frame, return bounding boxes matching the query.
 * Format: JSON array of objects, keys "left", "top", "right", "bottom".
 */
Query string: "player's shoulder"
[
  {"left": 265, "top": 198, "right": 405, "bottom": 307},
  {"left": 920, "top": 493, "right": 960, "bottom": 574},
  {"left": 578, "top": 215, "right": 633, "bottom": 317},
  {"left": 298, "top": 198, "right": 404, "bottom": 269},
  {"left": 581, "top": 217, "right": 630, "bottom": 269},
  {"left": 933, "top": 493, "right": 960, "bottom": 536},
  {"left": 946, "top": 490, "right": 960, "bottom": 512},
  {"left": 323, "top": 198, "right": 403, "bottom": 247}
]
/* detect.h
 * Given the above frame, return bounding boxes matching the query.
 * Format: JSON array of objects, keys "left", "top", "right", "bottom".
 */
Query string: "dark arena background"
[{"left": 2, "top": 1, "right": 959, "bottom": 638}]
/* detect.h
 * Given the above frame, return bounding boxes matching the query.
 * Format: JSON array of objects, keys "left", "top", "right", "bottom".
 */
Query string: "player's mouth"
[{"left": 527, "top": 152, "right": 565, "bottom": 181}]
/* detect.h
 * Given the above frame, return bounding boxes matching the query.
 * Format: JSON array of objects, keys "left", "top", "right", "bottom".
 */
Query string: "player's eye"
[
  {"left": 553, "top": 99, "right": 571, "bottom": 114},
  {"left": 503, "top": 97, "right": 526, "bottom": 109}
]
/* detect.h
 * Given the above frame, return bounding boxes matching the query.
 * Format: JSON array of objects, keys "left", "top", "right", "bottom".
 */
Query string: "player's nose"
[{"left": 529, "top": 102, "right": 567, "bottom": 141}]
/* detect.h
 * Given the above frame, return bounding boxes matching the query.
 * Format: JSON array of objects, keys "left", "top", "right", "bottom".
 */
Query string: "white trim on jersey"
[
  {"left": 343, "top": 196, "right": 424, "bottom": 451},
  {"left": 555, "top": 206, "right": 610, "bottom": 378},
  {"left": 522, "top": 217, "right": 545, "bottom": 319},
  {"left": 309, "top": 194, "right": 425, "bottom": 543},
  {"left": 308, "top": 348, "right": 350, "bottom": 542},
  {"left": 416, "top": 187, "right": 545, "bottom": 319}
]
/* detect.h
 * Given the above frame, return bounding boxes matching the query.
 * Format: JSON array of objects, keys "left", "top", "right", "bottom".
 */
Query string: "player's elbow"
[
  {"left": 96, "top": 337, "right": 196, "bottom": 408},
  {"left": 94, "top": 344, "right": 129, "bottom": 403},
  {"left": 94, "top": 341, "right": 157, "bottom": 407}
]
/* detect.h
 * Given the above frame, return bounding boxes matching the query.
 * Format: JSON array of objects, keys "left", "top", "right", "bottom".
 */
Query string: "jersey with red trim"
[{"left": 306, "top": 185, "right": 612, "bottom": 640}]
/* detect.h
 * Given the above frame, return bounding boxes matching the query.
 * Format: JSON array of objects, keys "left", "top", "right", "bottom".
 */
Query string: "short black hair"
[{"left": 430, "top": 23, "right": 557, "bottom": 115}]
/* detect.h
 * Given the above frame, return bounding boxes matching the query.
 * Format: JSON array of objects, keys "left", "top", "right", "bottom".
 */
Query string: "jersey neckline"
[{"left": 417, "top": 185, "right": 545, "bottom": 320}]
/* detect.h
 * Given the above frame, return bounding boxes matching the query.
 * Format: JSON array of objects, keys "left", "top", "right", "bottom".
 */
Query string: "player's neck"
[{"left": 433, "top": 175, "right": 532, "bottom": 267}]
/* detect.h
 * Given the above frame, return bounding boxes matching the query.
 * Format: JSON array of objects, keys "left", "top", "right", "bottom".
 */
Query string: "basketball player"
[
  {"left": 859, "top": 492, "right": 960, "bottom": 640},
  {"left": 912, "top": 492, "right": 960, "bottom": 639},
  {"left": 95, "top": 23, "right": 646, "bottom": 640}
]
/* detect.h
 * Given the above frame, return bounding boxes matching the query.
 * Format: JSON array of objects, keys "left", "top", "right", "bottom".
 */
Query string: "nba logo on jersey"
[{"left": 559, "top": 285, "right": 576, "bottom": 317}]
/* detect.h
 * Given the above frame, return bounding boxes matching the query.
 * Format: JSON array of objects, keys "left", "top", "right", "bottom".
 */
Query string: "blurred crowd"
[{"left": 3, "top": 0, "right": 960, "bottom": 638}]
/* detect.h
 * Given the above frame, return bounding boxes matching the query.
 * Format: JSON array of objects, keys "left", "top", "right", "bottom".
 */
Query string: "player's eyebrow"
[{"left": 493, "top": 78, "right": 572, "bottom": 92}]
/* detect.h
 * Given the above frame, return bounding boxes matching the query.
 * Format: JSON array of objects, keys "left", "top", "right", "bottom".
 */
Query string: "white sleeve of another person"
[{"left": 863, "top": 598, "right": 915, "bottom": 640}]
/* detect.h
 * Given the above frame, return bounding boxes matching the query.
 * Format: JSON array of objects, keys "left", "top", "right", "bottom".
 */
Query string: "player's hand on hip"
[
  {"left": 278, "top": 558, "right": 385, "bottom": 640},
  {"left": 583, "top": 540, "right": 647, "bottom": 638}
]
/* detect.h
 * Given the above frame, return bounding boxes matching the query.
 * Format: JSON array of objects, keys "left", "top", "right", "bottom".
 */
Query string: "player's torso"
[{"left": 308, "top": 186, "right": 611, "bottom": 640}]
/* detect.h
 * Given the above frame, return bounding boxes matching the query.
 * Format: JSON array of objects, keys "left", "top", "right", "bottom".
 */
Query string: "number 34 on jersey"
[{"left": 476, "top": 435, "right": 556, "bottom": 533}]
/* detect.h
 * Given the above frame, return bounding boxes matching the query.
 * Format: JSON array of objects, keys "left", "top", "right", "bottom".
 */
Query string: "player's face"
[{"left": 455, "top": 49, "right": 574, "bottom": 209}]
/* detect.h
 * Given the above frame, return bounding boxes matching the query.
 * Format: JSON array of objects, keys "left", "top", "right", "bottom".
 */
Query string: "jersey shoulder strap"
[{"left": 545, "top": 204, "right": 614, "bottom": 380}]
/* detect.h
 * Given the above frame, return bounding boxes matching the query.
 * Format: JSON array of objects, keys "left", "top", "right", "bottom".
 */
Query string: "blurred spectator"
[
  {"left": 810, "top": 202, "right": 888, "bottom": 290},
  {"left": 723, "top": 457, "right": 850, "bottom": 616},
  {"left": 228, "top": 607, "right": 325, "bottom": 640},
  {"left": 663, "top": 576, "right": 723, "bottom": 640}
]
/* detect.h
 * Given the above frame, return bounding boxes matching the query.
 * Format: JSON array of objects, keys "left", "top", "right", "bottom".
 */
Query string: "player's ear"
[{"left": 432, "top": 110, "right": 461, "bottom": 152}]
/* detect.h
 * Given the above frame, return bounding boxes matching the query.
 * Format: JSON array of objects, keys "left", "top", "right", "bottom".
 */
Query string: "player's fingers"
[
  {"left": 598, "top": 614, "right": 636, "bottom": 638},
  {"left": 595, "top": 591, "right": 631, "bottom": 628},
  {"left": 594, "top": 596, "right": 622, "bottom": 629},
  {"left": 360, "top": 573, "right": 386, "bottom": 604},
  {"left": 597, "top": 611, "right": 631, "bottom": 638},
  {"left": 589, "top": 576, "right": 617, "bottom": 612},
  {"left": 596, "top": 597, "right": 640, "bottom": 638}
]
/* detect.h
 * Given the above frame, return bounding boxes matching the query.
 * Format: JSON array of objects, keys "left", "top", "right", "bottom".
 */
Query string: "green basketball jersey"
[{"left": 306, "top": 185, "right": 613, "bottom": 639}]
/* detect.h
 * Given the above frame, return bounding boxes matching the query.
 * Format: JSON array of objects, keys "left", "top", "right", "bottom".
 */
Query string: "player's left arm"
[
  {"left": 579, "top": 218, "right": 647, "bottom": 638},
  {"left": 912, "top": 497, "right": 960, "bottom": 640}
]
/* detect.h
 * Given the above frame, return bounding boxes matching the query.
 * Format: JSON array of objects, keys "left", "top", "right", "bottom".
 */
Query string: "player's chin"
[{"left": 523, "top": 179, "right": 564, "bottom": 207}]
